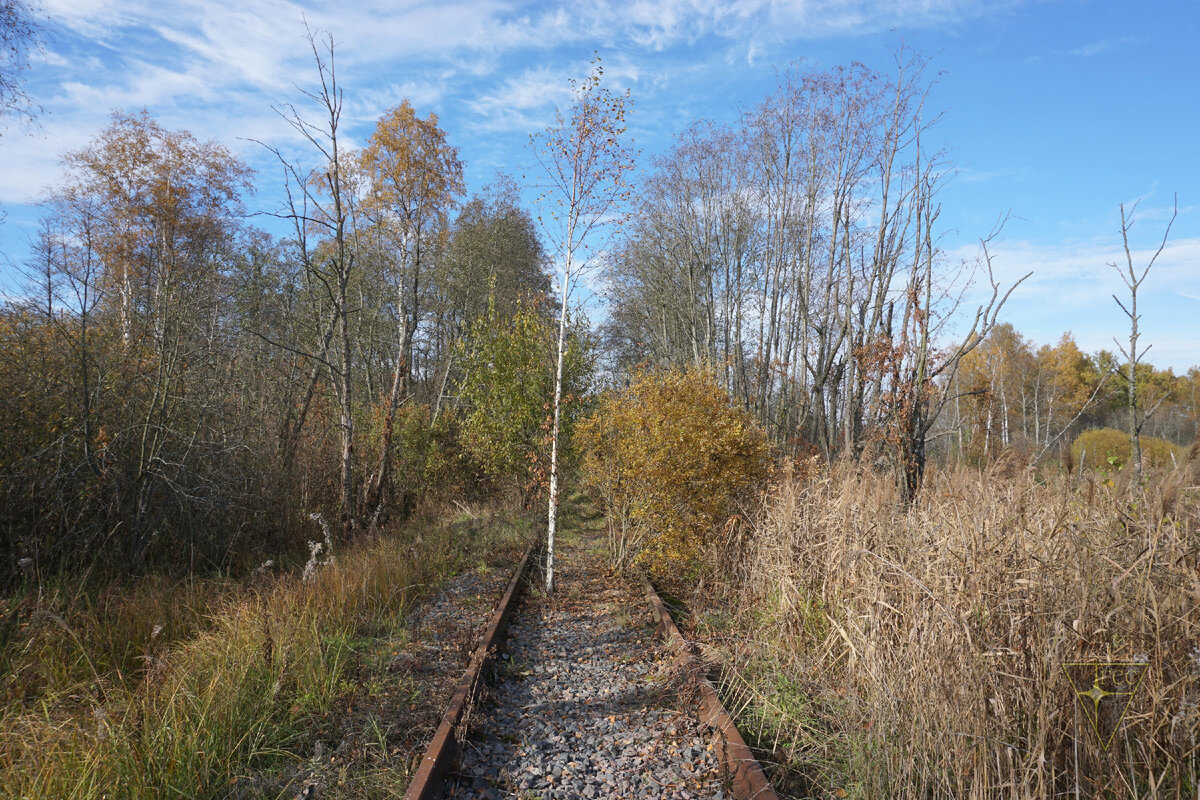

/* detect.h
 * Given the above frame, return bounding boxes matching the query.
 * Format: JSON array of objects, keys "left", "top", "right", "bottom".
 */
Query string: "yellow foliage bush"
[
  {"left": 1071, "top": 426, "right": 1184, "bottom": 470},
  {"left": 577, "top": 368, "right": 768, "bottom": 580}
]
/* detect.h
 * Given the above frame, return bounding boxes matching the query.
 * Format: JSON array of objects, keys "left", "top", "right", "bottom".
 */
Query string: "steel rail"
[
  {"left": 402, "top": 536, "right": 539, "bottom": 800},
  {"left": 641, "top": 575, "right": 781, "bottom": 800}
]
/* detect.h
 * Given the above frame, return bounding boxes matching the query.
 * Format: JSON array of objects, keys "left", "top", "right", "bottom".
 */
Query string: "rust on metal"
[
  {"left": 402, "top": 537, "right": 539, "bottom": 800},
  {"left": 641, "top": 575, "right": 781, "bottom": 800}
]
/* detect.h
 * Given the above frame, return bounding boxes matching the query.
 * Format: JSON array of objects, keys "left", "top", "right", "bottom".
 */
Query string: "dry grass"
[
  {"left": 705, "top": 457, "right": 1200, "bottom": 799},
  {"left": 0, "top": 501, "right": 532, "bottom": 799}
]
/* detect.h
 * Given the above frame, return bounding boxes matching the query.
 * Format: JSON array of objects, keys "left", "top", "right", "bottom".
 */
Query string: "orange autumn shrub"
[{"left": 578, "top": 367, "right": 768, "bottom": 580}]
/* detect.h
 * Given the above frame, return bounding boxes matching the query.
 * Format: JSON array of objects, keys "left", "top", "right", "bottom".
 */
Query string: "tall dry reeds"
[{"left": 714, "top": 458, "right": 1199, "bottom": 798}]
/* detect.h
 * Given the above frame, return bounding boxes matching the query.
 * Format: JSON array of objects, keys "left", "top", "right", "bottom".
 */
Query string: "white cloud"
[
  {"left": 953, "top": 235, "right": 1200, "bottom": 298},
  {"left": 0, "top": 122, "right": 85, "bottom": 203},
  {"left": 2, "top": 0, "right": 1030, "bottom": 251},
  {"left": 355, "top": 81, "right": 452, "bottom": 123},
  {"left": 945, "top": 235, "right": 1200, "bottom": 370},
  {"left": 1046, "top": 36, "right": 1141, "bottom": 59},
  {"left": 60, "top": 61, "right": 211, "bottom": 108},
  {"left": 40, "top": 0, "right": 125, "bottom": 37},
  {"left": 466, "top": 53, "right": 642, "bottom": 135},
  {"left": 468, "top": 65, "right": 578, "bottom": 132}
]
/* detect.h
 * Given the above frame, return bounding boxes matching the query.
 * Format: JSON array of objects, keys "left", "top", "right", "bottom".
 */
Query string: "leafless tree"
[
  {"left": 0, "top": 0, "right": 41, "bottom": 131},
  {"left": 603, "top": 50, "right": 1030, "bottom": 500},
  {"left": 259, "top": 25, "right": 358, "bottom": 535},
  {"left": 1110, "top": 194, "right": 1177, "bottom": 482}
]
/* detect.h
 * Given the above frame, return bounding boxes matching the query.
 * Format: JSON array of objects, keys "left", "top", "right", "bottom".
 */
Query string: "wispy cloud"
[
  {"left": 1026, "top": 34, "right": 1143, "bottom": 63},
  {"left": 947, "top": 235, "right": 1200, "bottom": 369},
  {"left": 467, "top": 54, "right": 642, "bottom": 133},
  {"left": 955, "top": 166, "right": 1025, "bottom": 184},
  {"left": 468, "top": 65, "right": 578, "bottom": 133},
  {"left": 1060, "top": 36, "right": 1140, "bottom": 58},
  {"left": 0, "top": 0, "right": 1026, "bottom": 216},
  {"left": 952, "top": 236, "right": 1200, "bottom": 300}
]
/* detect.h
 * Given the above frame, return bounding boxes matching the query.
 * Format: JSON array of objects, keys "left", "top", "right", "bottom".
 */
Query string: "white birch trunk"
[{"left": 545, "top": 248, "right": 572, "bottom": 593}]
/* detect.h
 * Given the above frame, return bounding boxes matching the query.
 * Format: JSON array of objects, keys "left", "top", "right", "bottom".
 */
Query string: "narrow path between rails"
[{"left": 447, "top": 527, "right": 727, "bottom": 800}]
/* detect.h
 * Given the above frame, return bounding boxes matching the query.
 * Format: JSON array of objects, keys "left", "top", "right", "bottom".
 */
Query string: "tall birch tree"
[{"left": 531, "top": 57, "right": 635, "bottom": 591}]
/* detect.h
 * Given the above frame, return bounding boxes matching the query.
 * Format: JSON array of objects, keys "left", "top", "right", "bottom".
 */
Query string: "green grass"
[{"left": 0, "top": 503, "right": 532, "bottom": 799}]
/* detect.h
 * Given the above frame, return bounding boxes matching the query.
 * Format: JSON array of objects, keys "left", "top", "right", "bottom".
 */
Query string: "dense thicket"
[{"left": 0, "top": 100, "right": 557, "bottom": 586}]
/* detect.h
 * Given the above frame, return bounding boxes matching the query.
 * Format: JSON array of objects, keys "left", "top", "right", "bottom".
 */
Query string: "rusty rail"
[
  {"left": 641, "top": 575, "right": 781, "bottom": 800},
  {"left": 402, "top": 537, "right": 539, "bottom": 800}
]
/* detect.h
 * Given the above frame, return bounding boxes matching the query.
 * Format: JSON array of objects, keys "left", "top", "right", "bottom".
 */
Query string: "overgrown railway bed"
[{"left": 404, "top": 528, "right": 778, "bottom": 800}]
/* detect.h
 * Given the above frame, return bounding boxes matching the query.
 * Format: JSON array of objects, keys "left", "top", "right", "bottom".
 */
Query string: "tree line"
[
  {"left": 602, "top": 51, "right": 1034, "bottom": 499},
  {"left": 938, "top": 324, "right": 1197, "bottom": 463},
  {"left": 598, "top": 53, "right": 1192, "bottom": 491},
  {"left": 0, "top": 32, "right": 1192, "bottom": 587},
  {"left": 0, "top": 33, "right": 583, "bottom": 587}
]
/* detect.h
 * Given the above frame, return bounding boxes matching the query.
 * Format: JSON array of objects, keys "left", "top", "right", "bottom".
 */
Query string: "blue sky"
[{"left": 1, "top": 0, "right": 1196, "bottom": 370}]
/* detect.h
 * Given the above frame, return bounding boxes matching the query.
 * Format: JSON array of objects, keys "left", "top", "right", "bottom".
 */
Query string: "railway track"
[{"left": 404, "top": 527, "right": 778, "bottom": 800}]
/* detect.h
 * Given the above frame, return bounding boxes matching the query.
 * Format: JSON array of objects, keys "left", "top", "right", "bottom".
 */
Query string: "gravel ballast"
[{"left": 447, "top": 533, "right": 725, "bottom": 800}]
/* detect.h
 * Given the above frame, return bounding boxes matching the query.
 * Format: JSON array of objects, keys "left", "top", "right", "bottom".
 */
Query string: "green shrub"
[
  {"left": 457, "top": 299, "right": 592, "bottom": 502},
  {"left": 388, "top": 403, "right": 471, "bottom": 509}
]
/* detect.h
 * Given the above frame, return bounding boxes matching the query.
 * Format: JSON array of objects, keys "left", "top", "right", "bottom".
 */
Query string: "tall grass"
[
  {"left": 0, "top": 503, "right": 530, "bottom": 799},
  {"left": 712, "top": 455, "right": 1199, "bottom": 798}
]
